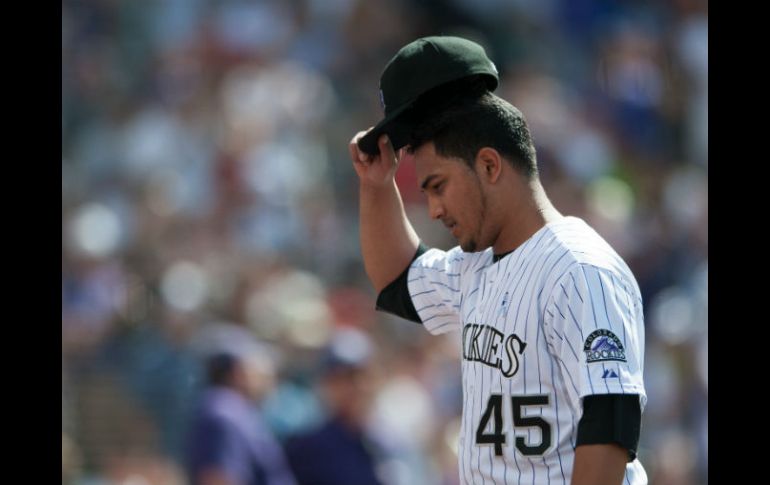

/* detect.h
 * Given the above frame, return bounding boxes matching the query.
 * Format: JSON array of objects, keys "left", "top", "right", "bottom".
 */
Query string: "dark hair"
[
  {"left": 207, "top": 353, "right": 238, "bottom": 386},
  {"left": 407, "top": 90, "right": 538, "bottom": 178}
]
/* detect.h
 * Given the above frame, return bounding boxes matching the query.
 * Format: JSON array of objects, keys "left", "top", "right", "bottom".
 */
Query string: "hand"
[{"left": 349, "top": 129, "right": 400, "bottom": 189}]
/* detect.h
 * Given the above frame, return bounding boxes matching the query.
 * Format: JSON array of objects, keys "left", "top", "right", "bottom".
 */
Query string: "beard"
[
  {"left": 460, "top": 239, "right": 477, "bottom": 252},
  {"left": 459, "top": 184, "right": 488, "bottom": 253}
]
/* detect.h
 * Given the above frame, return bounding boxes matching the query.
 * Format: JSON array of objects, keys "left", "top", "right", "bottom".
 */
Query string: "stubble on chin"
[{"left": 460, "top": 239, "right": 477, "bottom": 252}]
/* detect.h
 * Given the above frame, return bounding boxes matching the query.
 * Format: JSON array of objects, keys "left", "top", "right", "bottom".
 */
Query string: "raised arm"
[{"left": 349, "top": 130, "right": 420, "bottom": 293}]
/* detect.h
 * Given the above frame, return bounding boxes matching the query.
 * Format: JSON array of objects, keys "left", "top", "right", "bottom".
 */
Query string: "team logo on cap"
[{"left": 583, "top": 329, "right": 626, "bottom": 363}]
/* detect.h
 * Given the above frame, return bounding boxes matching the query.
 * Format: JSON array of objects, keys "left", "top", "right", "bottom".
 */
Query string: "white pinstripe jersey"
[{"left": 407, "top": 216, "right": 647, "bottom": 485}]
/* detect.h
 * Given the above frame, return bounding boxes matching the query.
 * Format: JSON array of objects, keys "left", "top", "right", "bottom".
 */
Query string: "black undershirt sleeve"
[
  {"left": 576, "top": 394, "right": 642, "bottom": 462},
  {"left": 374, "top": 243, "right": 430, "bottom": 324}
]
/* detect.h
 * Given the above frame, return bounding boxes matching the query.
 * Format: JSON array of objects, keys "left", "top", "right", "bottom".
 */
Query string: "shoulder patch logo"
[{"left": 583, "top": 329, "right": 626, "bottom": 363}]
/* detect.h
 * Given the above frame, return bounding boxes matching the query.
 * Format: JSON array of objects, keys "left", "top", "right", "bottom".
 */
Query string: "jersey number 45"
[{"left": 476, "top": 394, "right": 552, "bottom": 456}]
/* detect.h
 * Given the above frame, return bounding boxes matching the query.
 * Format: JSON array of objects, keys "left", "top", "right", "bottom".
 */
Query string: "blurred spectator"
[
  {"left": 284, "top": 329, "right": 383, "bottom": 485},
  {"left": 186, "top": 350, "right": 296, "bottom": 485},
  {"left": 63, "top": 1, "right": 707, "bottom": 483}
]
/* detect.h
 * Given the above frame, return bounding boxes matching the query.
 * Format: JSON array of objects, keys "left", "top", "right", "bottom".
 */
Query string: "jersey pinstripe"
[{"left": 407, "top": 216, "right": 647, "bottom": 485}]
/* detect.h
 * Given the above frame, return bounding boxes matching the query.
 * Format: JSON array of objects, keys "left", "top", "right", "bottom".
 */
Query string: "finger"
[
  {"left": 349, "top": 137, "right": 363, "bottom": 164},
  {"left": 350, "top": 129, "right": 369, "bottom": 146},
  {"left": 351, "top": 127, "right": 375, "bottom": 148},
  {"left": 399, "top": 147, "right": 415, "bottom": 165},
  {"left": 349, "top": 131, "right": 371, "bottom": 164},
  {"left": 378, "top": 134, "right": 397, "bottom": 165}
]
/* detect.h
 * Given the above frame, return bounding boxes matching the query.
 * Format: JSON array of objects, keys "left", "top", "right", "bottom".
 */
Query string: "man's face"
[
  {"left": 234, "top": 355, "right": 275, "bottom": 401},
  {"left": 408, "top": 142, "right": 490, "bottom": 252},
  {"left": 322, "top": 366, "right": 374, "bottom": 425}
]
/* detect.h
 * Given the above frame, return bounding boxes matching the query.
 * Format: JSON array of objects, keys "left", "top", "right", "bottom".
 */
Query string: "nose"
[{"left": 427, "top": 196, "right": 444, "bottom": 220}]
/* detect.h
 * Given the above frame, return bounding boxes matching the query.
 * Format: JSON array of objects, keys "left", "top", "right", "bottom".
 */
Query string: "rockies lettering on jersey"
[
  {"left": 461, "top": 324, "right": 526, "bottom": 378},
  {"left": 406, "top": 216, "right": 648, "bottom": 485}
]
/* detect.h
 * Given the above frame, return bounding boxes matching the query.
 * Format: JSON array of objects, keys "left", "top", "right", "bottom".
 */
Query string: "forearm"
[
  {"left": 571, "top": 443, "right": 628, "bottom": 485},
  {"left": 359, "top": 179, "right": 420, "bottom": 292}
]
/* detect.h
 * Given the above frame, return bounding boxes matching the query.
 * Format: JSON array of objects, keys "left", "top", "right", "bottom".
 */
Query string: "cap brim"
[
  {"left": 358, "top": 73, "right": 497, "bottom": 156},
  {"left": 357, "top": 102, "right": 415, "bottom": 156}
]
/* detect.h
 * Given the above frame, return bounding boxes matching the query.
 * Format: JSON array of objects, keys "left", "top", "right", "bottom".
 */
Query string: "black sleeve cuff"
[
  {"left": 576, "top": 394, "right": 642, "bottom": 462},
  {"left": 374, "top": 243, "right": 430, "bottom": 324}
]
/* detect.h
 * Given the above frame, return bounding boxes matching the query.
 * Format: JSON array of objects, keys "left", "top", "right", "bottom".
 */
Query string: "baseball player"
[{"left": 349, "top": 36, "right": 647, "bottom": 485}]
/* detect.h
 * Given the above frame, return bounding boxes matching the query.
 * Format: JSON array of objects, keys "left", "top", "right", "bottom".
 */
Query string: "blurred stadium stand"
[{"left": 62, "top": 1, "right": 707, "bottom": 484}]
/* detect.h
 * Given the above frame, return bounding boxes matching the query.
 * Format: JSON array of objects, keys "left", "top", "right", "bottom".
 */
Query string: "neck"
[{"left": 492, "top": 177, "right": 562, "bottom": 255}]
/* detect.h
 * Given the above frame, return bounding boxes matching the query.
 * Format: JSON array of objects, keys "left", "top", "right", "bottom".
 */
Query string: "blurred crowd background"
[{"left": 62, "top": 0, "right": 707, "bottom": 484}]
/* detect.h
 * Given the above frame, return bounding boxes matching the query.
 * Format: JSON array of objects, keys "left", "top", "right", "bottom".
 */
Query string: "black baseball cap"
[{"left": 358, "top": 36, "right": 500, "bottom": 155}]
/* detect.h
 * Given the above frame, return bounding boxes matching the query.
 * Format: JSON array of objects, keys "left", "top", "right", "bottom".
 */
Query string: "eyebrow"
[{"left": 420, "top": 174, "right": 441, "bottom": 191}]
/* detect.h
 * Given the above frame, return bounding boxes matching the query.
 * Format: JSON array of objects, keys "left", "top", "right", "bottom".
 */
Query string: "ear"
[{"left": 475, "top": 147, "right": 503, "bottom": 184}]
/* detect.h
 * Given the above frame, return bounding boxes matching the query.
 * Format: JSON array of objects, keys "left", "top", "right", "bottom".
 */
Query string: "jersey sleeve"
[
  {"left": 576, "top": 394, "right": 642, "bottom": 461},
  {"left": 543, "top": 263, "right": 646, "bottom": 410},
  {"left": 375, "top": 243, "right": 429, "bottom": 324},
  {"left": 406, "top": 246, "right": 466, "bottom": 335}
]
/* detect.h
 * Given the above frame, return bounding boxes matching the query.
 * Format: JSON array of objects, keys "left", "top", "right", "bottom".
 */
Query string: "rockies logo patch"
[{"left": 583, "top": 329, "right": 626, "bottom": 363}]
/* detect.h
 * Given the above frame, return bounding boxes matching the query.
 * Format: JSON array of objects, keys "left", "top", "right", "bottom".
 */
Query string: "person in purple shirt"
[
  {"left": 187, "top": 351, "right": 297, "bottom": 485},
  {"left": 284, "top": 329, "right": 383, "bottom": 485}
]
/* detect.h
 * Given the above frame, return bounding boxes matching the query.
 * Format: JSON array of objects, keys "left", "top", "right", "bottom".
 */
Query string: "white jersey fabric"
[{"left": 407, "top": 216, "right": 647, "bottom": 485}]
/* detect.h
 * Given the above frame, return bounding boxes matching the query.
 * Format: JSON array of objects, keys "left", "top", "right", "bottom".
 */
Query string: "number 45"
[{"left": 476, "top": 394, "right": 552, "bottom": 456}]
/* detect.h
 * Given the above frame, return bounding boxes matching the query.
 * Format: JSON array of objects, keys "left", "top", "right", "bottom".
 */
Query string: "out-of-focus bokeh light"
[
  {"left": 62, "top": 1, "right": 707, "bottom": 483},
  {"left": 245, "top": 269, "right": 332, "bottom": 347},
  {"left": 587, "top": 176, "right": 635, "bottom": 224},
  {"left": 444, "top": 417, "right": 462, "bottom": 456},
  {"left": 368, "top": 376, "right": 436, "bottom": 448},
  {"left": 160, "top": 261, "right": 209, "bottom": 312},
  {"left": 329, "top": 327, "right": 373, "bottom": 365},
  {"left": 69, "top": 203, "right": 122, "bottom": 258},
  {"left": 649, "top": 286, "right": 700, "bottom": 346},
  {"left": 663, "top": 167, "right": 708, "bottom": 229},
  {"left": 557, "top": 126, "right": 615, "bottom": 183},
  {"left": 121, "top": 475, "right": 151, "bottom": 485}
]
